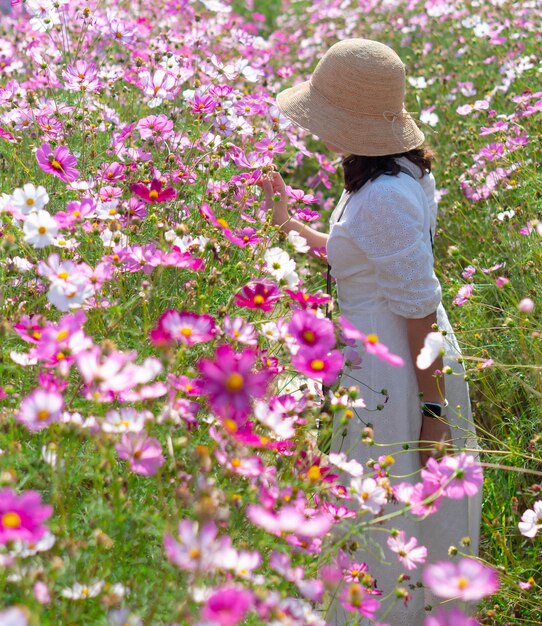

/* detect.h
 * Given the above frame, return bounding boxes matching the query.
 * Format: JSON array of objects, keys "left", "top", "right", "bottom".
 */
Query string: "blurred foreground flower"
[
  {"left": 423, "top": 558, "right": 499, "bottom": 600},
  {"left": 0, "top": 489, "right": 53, "bottom": 544}
]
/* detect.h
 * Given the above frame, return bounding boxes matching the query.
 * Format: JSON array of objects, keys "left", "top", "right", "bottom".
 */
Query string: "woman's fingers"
[{"left": 261, "top": 178, "right": 275, "bottom": 207}]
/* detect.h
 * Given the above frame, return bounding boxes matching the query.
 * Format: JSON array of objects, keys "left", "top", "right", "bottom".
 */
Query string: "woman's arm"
[
  {"left": 261, "top": 172, "right": 328, "bottom": 258},
  {"left": 406, "top": 312, "right": 452, "bottom": 465}
]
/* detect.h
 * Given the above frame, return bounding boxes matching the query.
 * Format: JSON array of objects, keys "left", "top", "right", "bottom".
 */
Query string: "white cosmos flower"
[
  {"left": 23, "top": 209, "right": 58, "bottom": 248},
  {"left": 11, "top": 183, "right": 49, "bottom": 213},
  {"left": 102, "top": 408, "right": 150, "bottom": 433},
  {"left": 287, "top": 230, "right": 310, "bottom": 253},
  {"left": 416, "top": 332, "right": 445, "bottom": 370},
  {"left": 349, "top": 477, "right": 387, "bottom": 514},
  {"left": 47, "top": 273, "right": 94, "bottom": 311},
  {"left": 61, "top": 581, "right": 104, "bottom": 600},
  {"left": 329, "top": 452, "right": 364, "bottom": 477},
  {"left": 518, "top": 501, "right": 542, "bottom": 538},
  {"left": 420, "top": 109, "right": 439, "bottom": 127},
  {"left": 264, "top": 246, "right": 296, "bottom": 281}
]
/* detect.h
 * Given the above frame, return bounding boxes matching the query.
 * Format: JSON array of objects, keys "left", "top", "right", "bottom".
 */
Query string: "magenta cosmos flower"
[
  {"left": 36, "top": 143, "right": 80, "bottom": 183},
  {"left": 423, "top": 558, "right": 499, "bottom": 601},
  {"left": 288, "top": 309, "right": 336, "bottom": 354},
  {"left": 234, "top": 280, "right": 281, "bottom": 312},
  {"left": 116, "top": 432, "right": 165, "bottom": 476},
  {"left": 201, "top": 587, "right": 253, "bottom": 626},
  {"left": 149, "top": 310, "right": 217, "bottom": 347},
  {"left": 197, "top": 344, "right": 272, "bottom": 425},
  {"left": 0, "top": 488, "right": 53, "bottom": 545},
  {"left": 291, "top": 348, "right": 344, "bottom": 386},
  {"left": 340, "top": 582, "right": 381, "bottom": 619},
  {"left": 130, "top": 178, "right": 177, "bottom": 204}
]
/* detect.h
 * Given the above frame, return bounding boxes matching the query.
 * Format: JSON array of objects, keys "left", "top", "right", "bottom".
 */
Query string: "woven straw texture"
[{"left": 276, "top": 39, "right": 425, "bottom": 156}]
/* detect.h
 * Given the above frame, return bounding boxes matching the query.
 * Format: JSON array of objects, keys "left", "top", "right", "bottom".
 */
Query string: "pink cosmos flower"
[
  {"left": 387, "top": 531, "right": 428, "bottom": 570},
  {"left": 0, "top": 488, "right": 53, "bottom": 544},
  {"left": 16, "top": 388, "right": 64, "bottom": 431},
  {"left": 234, "top": 280, "right": 282, "bottom": 311},
  {"left": 131, "top": 179, "right": 177, "bottom": 204},
  {"left": 340, "top": 583, "right": 381, "bottom": 619},
  {"left": 423, "top": 558, "right": 500, "bottom": 601},
  {"left": 116, "top": 432, "right": 165, "bottom": 476},
  {"left": 191, "top": 93, "right": 218, "bottom": 116},
  {"left": 422, "top": 454, "right": 483, "bottom": 500},
  {"left": 137, "top": 114, "right": 174, "bottom": 141},
  {"left": 62, "top": 60, "right": 101, "bottom": 92},
  {"left": 0, "top": 608, "right": 28, "bottom": 626},
  {"left": 518, "top": 500, "right": 542, "bottom": 537},
  {"left": 343, "top": 561, "right": 369, "bottom": 583},
  {"left": 288, "top": 309, "right": 336, "bottom": 354},
  {"left": 36, "top": 143, "right": 79, "bottom": 182},
  {"left": 197, "top": 344, "right": 272, "bottom": 424},
  {"left": 291, "top": 348, "right": 344, "bottom": 386},
  {"left": 424, "top": 607, "right": 479, "bottom": 626},
  {"left": 222, "top": 316, "right": 258, "bottom": 345},
  {"left": 201, "top": 587, "right": 253, "bottom": 626},
  {"left": 339, "top": 316, "right": 403, "bottom": 367},
  {"left": 164, "top": 520, "right": 229, "bottom": 572},
  {"left": 246, "top": 504, "right": 333, "bottom": 539},
  {"left": 453, "top": 283, "right": 474, "bottom": 306},
  {"left": 150, "top": 310, "right": 216, "bottom": 346}
]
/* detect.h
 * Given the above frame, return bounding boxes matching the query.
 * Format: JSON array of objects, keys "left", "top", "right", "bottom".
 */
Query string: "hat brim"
[{"left": 276, "top": 81, "right": 425, "bottom": 157}]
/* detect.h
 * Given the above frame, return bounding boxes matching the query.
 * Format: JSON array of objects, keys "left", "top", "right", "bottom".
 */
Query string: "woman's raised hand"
[{"left": 261, "top": 171, "right": 290, "bottom": 228}]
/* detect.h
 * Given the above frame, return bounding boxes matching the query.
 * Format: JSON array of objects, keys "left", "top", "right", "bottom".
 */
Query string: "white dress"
[{"left": 325, "top": 158, "right": 482, "bottom": 626}]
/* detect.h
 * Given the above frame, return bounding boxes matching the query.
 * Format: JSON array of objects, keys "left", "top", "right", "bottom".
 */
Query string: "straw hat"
[{"left": 276, "top": 39, "right": 425, "bottom": 157}]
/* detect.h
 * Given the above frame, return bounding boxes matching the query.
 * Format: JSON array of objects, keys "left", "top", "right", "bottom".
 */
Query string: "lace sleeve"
[{"left": 348, "top": 183, "right": 442, "bottom": 319}]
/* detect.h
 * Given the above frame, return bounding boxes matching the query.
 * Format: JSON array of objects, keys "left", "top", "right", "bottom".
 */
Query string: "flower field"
[{"left": 0, "top": 0, "right": 541, "bottom": 624}]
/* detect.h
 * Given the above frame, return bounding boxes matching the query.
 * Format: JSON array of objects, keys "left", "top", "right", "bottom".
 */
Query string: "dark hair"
[{"left": 342, "top": 146, "right": 434, "bottom": 193}]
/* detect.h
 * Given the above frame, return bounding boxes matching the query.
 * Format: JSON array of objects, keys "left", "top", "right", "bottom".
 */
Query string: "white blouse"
[{"left": 326, "top": 158, "right": 442, "bottom": 319}]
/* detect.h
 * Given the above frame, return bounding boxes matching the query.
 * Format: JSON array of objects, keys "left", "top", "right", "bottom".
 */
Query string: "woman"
[{"left": 262, "top": 39, "right": 481, "bottom": 625}]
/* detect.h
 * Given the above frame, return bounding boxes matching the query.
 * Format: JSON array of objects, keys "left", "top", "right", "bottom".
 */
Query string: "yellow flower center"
[
  {"left": 180, "top": 327, "right": 192, "bottom": 337},
  {"left": 307, "top": 465, "right": 321, "bottom": 481},
  {"left": 57, "top": 271, "right": 69, "bottom": 280},
  {"left": 310, "top": 359, "right": 325, "bottom": 371},
  {"left": 149, "top": 190, "right": 159, "bottom": 200},
  {"left": 225, "top": 372, "right": 244, "bottom": 392},
  {"left": 457, "top": 576, "right": 469, "bottom": 590},
  {"left": 108, "top": 208, "right": 117, "bottom": 215},
  {"left": 231, "top": 458, "right": 241, "bottom": 468},
  {"left": 56, "top": 330, "right": 69, "bottom": 341},
  {"left": 73, "top": 210, "right": 81, "bottom": 217},
  {"left": 223, "top": 419, "right": 238, "bottom": 433},
  {"left": 361, "top": 492, "right": 369, "bottom": 501},
  {"left": 253, "top": 295, "right": 265, "bottom": 305},
  {"left": 366, "top": 334, "right": 379, "bottom": 344},
  {"left": 133, "top": 450, "right": 142, "bottom": 459},
  {"left": 38, "top": 226, "right": 47, "bottom": 235},
  {"left": 37, "top": 409, "right": 50, "bottom": 421},
  {"left": 189, "top": 548, "right": 201, "bottom": 559},
  {"left": 2, "top": 512, "right": 22, "bottom": 529},
  {"left": 302, "top": 330, "right": 316, "bottom": 343},
  {"left": 217, "top": 218, "right": 229, "bottom": 229},
  {"left": 51, "top": 159, "right": 63, "bottom": 171},
  {"left": 26, "top": 198, "right": 35, "bottom": 206}
]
